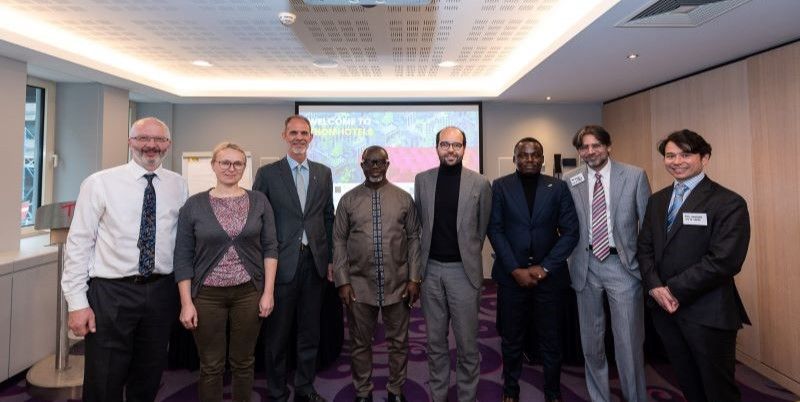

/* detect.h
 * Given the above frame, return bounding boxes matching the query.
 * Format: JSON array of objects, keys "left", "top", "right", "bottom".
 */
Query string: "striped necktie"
[
  {"left": 591, "top": 172, "right": 610, "bottom": 261},
  {"left": 666, "top": 183, "right": 687, "bottom": 231}
]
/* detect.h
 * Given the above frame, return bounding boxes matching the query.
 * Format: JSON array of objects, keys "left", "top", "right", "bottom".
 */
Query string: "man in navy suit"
[
  {"left": 253, "top": 115, "right": 334, "bottom": 402},
  {"left": 488, "top": 137, "right": 579, "bottom": 402},
  {"left": 638, "top": 129, "right": 750, "bottom": 402}
]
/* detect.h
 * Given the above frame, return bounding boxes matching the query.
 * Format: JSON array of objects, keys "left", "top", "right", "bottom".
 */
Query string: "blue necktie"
[
  {"left": 666, "top": 183, "right": 687, "bottom": 231},
  {"left": 137, "top": 173, "right": 156, "bottom": 276}
]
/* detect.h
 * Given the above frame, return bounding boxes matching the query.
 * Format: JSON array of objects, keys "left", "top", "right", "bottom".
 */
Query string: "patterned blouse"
[{"left": 203, "top": 192, "right": 252, "bottom": 287}]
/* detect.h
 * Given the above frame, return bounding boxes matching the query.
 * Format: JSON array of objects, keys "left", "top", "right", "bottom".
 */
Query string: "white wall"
[
  {"left": 482, "top": 102, "right": 602, "bottom": 181},
  {"left": 53, "top": 83, "right": 131, "bottom": 202},
  {"left": 0, "top": 56, "right": 27, "bottom": 252},
  {"left": 149, "top": 101, "right": 602, "bottom": 182},
  {"left": 168, "top": 103, "right": 294, "bottom": 171}
]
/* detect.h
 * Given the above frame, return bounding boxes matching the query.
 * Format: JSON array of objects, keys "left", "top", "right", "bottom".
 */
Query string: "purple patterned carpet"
[{"left": 1, "top": 282, "right": 796, "bottom": 402}]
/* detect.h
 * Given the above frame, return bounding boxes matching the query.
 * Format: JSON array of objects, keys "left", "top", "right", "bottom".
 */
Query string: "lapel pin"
[{"left": 547, "top": 183, "right": 553, "bottom": 188}]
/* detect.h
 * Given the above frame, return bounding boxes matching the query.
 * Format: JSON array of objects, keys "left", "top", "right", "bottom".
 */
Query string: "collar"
[
  {"left": 286, "top": 155, "right": 309, "bottom": 171},
  {"left": 675, "top": 172, "right": 705, "bottom": 192},
  {"left": 589, "top": 158, "right": 611, "bottom": 179},
  {"left": 126, "top": 159, "right": 162, "bottom": 180}
]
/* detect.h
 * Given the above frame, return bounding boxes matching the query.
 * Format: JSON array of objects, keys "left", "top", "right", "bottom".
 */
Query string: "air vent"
[{"left": 616, "top": 0, "right": 750, "bottom": 28}]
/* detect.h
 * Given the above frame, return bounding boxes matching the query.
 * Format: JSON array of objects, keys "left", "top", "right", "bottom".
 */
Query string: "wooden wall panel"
[
  {"left": 602, "top": 92, "right": 653, "bottom": 179},
  {"left": 748, "top": 41, "right": 800, "bottom": 384},
  {"left": 601, "top": 42, "right": 800, "bottom": 392},
  {"left": 649, "top": 62, "right": 761, "bottom": 359}
]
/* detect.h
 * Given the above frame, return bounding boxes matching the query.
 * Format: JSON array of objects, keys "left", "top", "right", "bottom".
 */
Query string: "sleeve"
[
  {"left": 637, "top": 196, "right": 661, "bottom": 291},
  {"left": 539, "top": 180, "right": 580, "bottom": 272},
  {"left": 635, "top": 169, "right": 652, "bottom": 227},
  {"left": 62, "top": 176, "right": 105, "bottom": 312},
  {"left": 406, "top": 195, "right": 422, "bottom": 282},
  {"left": 477, "top": 177, "right": 493, "bottom": 240},
  {"left": 260, "top": 194, "right": 279, "bottom": 260},
  {"left": 173, "top": 198, "right": 197, "bottom": 283},
  {"left": 324, "top": 169, "right": 335, "bottom": 263},
  {"left": 487, "top": 179, "right": 518, "bottom": 274},
  {"left": 332, "top": 195, "right": 351, "bottom": 287},
  {"left": 666, "top": 195, "right": 751, "bottom": 304}
]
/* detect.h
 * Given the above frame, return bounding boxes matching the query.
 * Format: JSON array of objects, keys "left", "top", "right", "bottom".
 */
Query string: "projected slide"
[{"left": 299, "top": 103, "right": 481, "bottom": 206}]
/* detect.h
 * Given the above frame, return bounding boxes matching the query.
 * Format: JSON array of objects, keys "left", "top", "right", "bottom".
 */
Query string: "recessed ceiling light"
[
  {"left": 438, "top": 60, "right": 458, "bottom": 68},
  {"left": 191, "top": 60, "right": 212, "bottom": 67},
  {"left": 627, "top": 53, "right": 639, "bottom": 60},
  {"left": 313, "top": 59, "right": 339, "bottom": 68},
  {"left": 546, "top": 96, "right": 552, "bottom": 101}
]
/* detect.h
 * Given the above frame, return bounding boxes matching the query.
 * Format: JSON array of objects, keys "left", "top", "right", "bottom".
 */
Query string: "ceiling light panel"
[{"left": 0, "top": 0, "right": 619, "bottom": 98}]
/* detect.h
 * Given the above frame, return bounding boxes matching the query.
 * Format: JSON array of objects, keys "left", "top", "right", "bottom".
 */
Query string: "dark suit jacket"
[
  {"left": 637, "top": 176, "right": 751, "bottom": 330},
  {"left": 253, "top": 157, "right": 334, "bottom": 283},
  {"left": 488, "top": 173, "right": 579, "bottom": 289}
]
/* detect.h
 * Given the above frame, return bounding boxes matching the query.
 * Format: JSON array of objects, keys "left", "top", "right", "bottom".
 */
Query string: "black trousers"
[
  {"left": 264, "top": 248, "right": 325, "bottom": 402},
  {"left": 651, "top": 308, "right": 740, "bottom": 402},
  {"left": 497, "top": 283, "right": 566, "bottom": 400},
  {"left": 83, "top": 275, "right": 178, "bottom": 402}
]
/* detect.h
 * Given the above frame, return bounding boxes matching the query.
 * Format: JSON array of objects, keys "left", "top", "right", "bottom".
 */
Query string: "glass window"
[{"left": 22, "top": 85, "right": 45, "bottom": 227}]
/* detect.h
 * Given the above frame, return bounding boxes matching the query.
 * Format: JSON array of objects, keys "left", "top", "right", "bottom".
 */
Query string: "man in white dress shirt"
[{"left": 61, "top": 117, "right": 188, "bottom": 402}]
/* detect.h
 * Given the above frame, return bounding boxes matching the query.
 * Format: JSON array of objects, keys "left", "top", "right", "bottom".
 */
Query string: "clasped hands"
[
  {"left": 511, "top": 265, "right": 548, "bottom": 288},
  {"left": 649, "top": 286, "right": 680, "bottom": 314}
]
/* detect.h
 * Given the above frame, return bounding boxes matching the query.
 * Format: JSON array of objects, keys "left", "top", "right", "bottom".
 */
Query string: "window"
[{"left": 21, "top": 85, "right": 45, "bottom": 227}]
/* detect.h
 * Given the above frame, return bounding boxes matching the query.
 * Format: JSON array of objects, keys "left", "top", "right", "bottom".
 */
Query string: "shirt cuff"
[{"left": 65, "top": 292, "right": 90, "bottom": 312}]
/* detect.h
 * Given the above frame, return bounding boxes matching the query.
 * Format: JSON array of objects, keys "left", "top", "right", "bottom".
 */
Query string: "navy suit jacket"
[
  {"left": 488, "top": 172, "right": 579, "bottom": 289},
  {"left": 637, "top": 176, "right": 751, "bottom": 330}
]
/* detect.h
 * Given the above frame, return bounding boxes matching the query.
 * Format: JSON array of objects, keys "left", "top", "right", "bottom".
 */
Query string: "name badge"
[
  {"left": 569, "top": 174, "right": 585, "bottom": 186},
  {"left": 682, "top": 212, "right": 707, "bottom": 226}
]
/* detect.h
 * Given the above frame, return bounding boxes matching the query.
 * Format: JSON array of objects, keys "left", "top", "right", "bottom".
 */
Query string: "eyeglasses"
[
  {"left": 362, "top": 159, "right": 388, "bottom": 167},
  {"left": 131, "top": 136, "right": 170, "bottom": 144},
  {"left": 216, "top": 160, "right": 246, "bottom": 170},
  {"left": 438, "top": 141, "right": 464, "bottom": 150}
]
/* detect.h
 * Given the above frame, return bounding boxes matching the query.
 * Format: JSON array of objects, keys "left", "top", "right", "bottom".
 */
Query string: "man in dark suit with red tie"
[{"left": 637, "top": 129, "right": 751, "bottom": 402}]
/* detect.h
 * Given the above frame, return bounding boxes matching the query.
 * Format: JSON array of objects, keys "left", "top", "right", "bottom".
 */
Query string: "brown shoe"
[{"left": 502, "top": 395, "right": 519, "bottom": 402}]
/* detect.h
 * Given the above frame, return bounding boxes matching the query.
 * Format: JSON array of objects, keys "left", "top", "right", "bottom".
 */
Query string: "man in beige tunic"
[{"left": 334, "top": 145, "right": 422, "bottom": 402}]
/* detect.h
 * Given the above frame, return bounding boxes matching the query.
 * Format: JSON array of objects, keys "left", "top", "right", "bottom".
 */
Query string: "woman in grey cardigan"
[{"left": 174, "top": 142, "right": 278, "bottom": 402}]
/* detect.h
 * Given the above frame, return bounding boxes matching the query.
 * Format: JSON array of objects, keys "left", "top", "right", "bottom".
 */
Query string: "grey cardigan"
[{"left": 174, "top": 189, "right": 278, "bottom": 297}]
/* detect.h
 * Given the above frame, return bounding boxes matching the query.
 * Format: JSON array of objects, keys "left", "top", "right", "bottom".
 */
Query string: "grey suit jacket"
[
  {"left": 564, "top": 160, "right": 651, "bottom": 291},
  {"left": 414, "top": 166, "right": 492, "bottom": 289},
  {"left": 253, "top": 157, "right": 334, "bottom": 283}
]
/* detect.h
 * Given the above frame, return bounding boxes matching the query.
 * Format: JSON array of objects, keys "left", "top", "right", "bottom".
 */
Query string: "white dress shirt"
[
  {"left": 588, "top": 160, "right": 616, "bottom": 248},
  {"left": 62, "top": 160, "right": 189, "bottom": 311}
]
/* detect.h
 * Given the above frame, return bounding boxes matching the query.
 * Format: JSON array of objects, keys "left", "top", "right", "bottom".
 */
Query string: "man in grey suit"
[
  {"left": 563, "top": 125, "right": 650, "bottom": 402},
  {"left": 253, "top": 115, "right": 334, "bottom": 402},
  {"left": 414, "top": 126, "right": 492, "bottom": 402}
]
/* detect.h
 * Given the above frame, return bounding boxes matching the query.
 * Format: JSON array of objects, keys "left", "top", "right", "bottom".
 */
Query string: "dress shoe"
[
  {"left": 387, "top": 392, "right": 406, "bottom": 402},
  {"left": 354, "top": 396, "right": 372, "bottom": 402},
  {"left": 295, "top": 391, "right": 327, "bottom": 402},
  {"left": 501, "top": 394, "right": 519, "bottom": 402}
]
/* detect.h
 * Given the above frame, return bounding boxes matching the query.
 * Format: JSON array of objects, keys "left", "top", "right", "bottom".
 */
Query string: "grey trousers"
[
  {"left": 576, "top": 254, "right": 647, "bottom": 402},
  {"left": 421, "top": 259, "right": 481, "bottom": 402},
  {"left": 346, "top": 301, "right": 410, "bottom": 397}
]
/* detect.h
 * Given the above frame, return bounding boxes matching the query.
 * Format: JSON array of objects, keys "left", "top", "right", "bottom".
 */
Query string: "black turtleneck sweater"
[
  {"left": 430, "top": 163, "right": 462, "bottom": 262},
  {"left": 517, "top": 170, "right": 540, "bottom": 214}
]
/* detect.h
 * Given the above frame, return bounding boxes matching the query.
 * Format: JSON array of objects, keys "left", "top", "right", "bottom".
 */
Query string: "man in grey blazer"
[
  {"left": 563, "top": 126, "right": 650, "bottom": 402},
  {"left": 414, "top": 126, "right": 492, "bottom": 402},
  {"left": 253, "top": 115, "right": 334, "bottom": 402}
]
